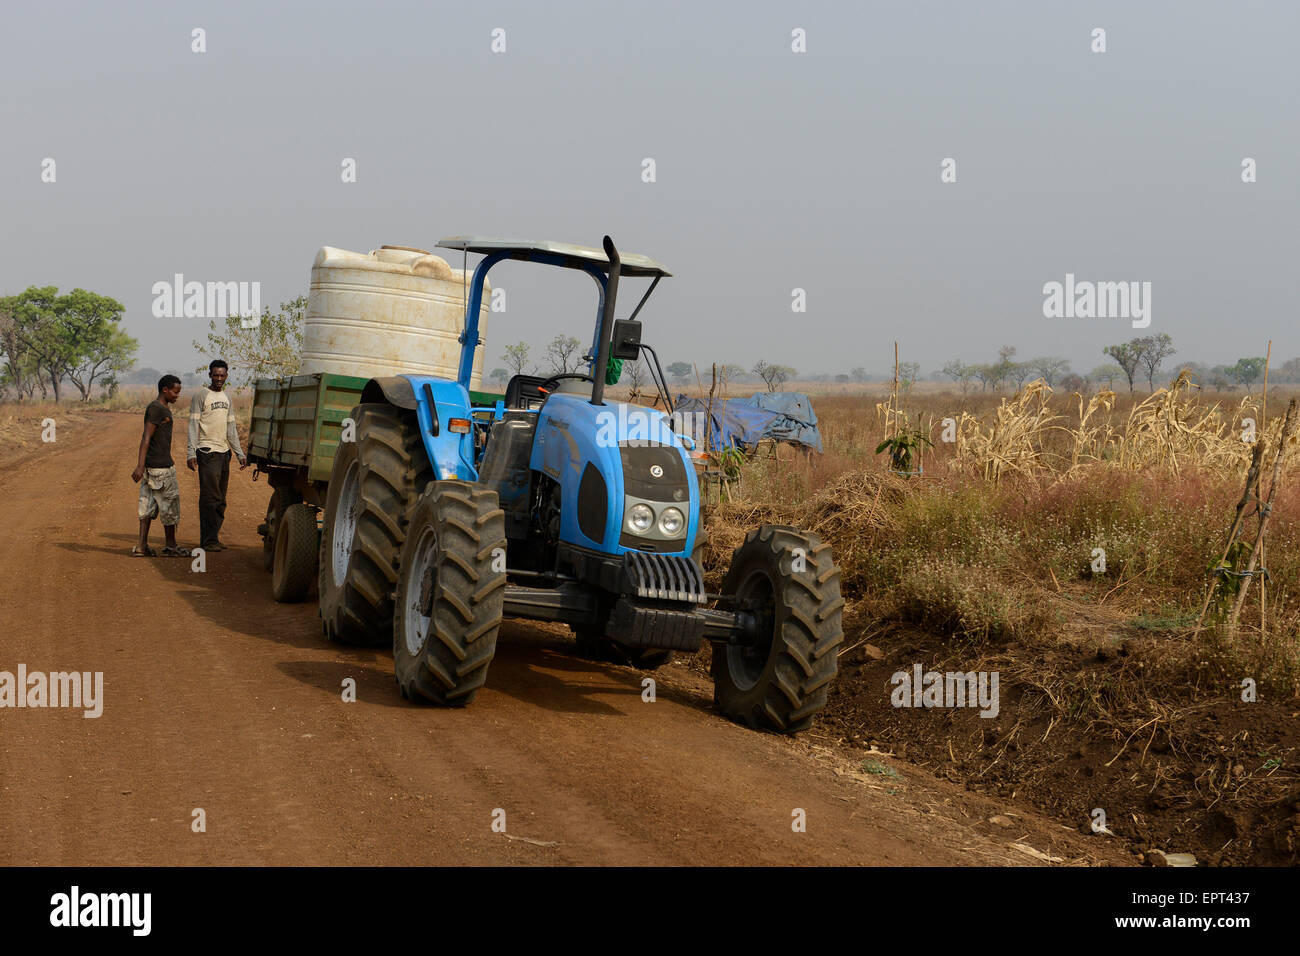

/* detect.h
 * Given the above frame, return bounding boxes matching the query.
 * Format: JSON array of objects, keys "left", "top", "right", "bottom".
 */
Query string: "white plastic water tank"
[{"left": 301, "top": 245, "right": 491, "bottom": 386}]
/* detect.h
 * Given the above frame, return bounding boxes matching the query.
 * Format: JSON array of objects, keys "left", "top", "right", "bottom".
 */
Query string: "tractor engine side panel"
[{"left": 529, "top": 394, "right": 698, "bottom": 557}]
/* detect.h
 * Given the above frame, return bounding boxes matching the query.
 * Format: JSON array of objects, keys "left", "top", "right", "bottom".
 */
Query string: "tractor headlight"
[
  {"left": 626, "top": 503, "right": 654, "bottom": 534},
  {"left": 658, "top": 507, "right": 685, "bottom": 537}
]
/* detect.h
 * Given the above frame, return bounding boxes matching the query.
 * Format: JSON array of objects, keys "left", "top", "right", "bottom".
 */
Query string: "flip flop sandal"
[
  {"left": 130, "top": 545, "right": 157, "bottom": 557},
  {"left": 161, "top": 546, "right": 188, "bottom": 557}
]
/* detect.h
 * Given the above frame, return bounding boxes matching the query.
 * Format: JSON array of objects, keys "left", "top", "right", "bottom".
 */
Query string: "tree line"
[
  {"left": 0, "top": 286, "right": 138, "bottom": 401},
  {"left": 939, "top": 335, "right": 1273, "bottom": 394}
]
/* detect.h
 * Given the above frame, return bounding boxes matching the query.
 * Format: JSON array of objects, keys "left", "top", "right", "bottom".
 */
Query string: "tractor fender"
[
  {"left": 360, "top": 376, "right": 477, "bottom": 480},
  {"left": 361, "top": 377, "right": 418, "bottom": 410}
]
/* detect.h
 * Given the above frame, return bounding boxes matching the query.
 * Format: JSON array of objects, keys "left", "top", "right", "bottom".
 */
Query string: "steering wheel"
[{"left": 538, "top": 372, "right": 595, "bottom": 394}]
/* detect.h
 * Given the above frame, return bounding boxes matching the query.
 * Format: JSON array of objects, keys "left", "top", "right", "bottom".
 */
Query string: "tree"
[
  {"left": 502, "top": 342, "right": 531, "bottom": 376},
  {"left": 941, "top": 360, "right": 977, "bottom": 394},
  {"left": 10, "top": 286, "right": 68, "bottom": 399},
  {"left": 1029, "top": 356, "right": 1070, "bottom": 387},
  {"left": 193, "top": 295, "right": 307, "bottom": 386},
  {"left": 1008, "top": 362, "right": 1033, "bottom": 389},
  {"left": 1103, "top": 341, "right": 1143, "bottom": 393},
  {"left": 68, "top": 326, "right": 138, "bottom": 401},
  {"left": 624, "top": 358, "right": 651, "bottom": 402},
  {"left": 61, "top": 289, "right": 135, "bottom": 401},
  {"left": 0, "top": 295, "right": 29, "bottom": 400},
  {"left": 1230, "top": 356, "right": 1266, "bottom": 388},
  {"left": 752, "top": 359, "right": 795, "bottom": 392},
  {"left": 666, "top": 361, "right": 693, "bottom": 384},
  {"left": 126, "top": 366, "right": 162, "bottom": 386},
  {"left": 1135, "top": 333, "right": 1175, "bottom": 391},
  {"left": 972, "top": 363, "right": 1000, "bottom": 392},
  {"left": 850, "top": 366, "right": 867, "bottom": 382},
  {"left": 545, "top": 334, "right": 582, "bottom": 375},
  {"left": 489, "top": 367, "right": 508, "bottom": 386},
  {"left": 992, "top": 346, "right": 1025, "bottom": 391},
  {"left": 898, "top": 361, "right": 920, "bottom": 392},
  {"left": 1059, "top": 373, "right": 1086, "bottom": 394},
  {"left": 8, "top": 286, "right": 135, "bottom": 401},
  {"left": 1089, "top": 363, "right": 1124, "bottom": 390}
]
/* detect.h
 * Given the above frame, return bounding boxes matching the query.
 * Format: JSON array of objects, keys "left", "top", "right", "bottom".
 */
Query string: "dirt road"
[{"left": 0, "top": 412, "right": 1129, "bottom": 866}]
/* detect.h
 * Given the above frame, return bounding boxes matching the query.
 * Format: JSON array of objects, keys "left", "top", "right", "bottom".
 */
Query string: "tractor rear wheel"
[
  {"left": 318, "top": 403, "right": 432, "bottom": 647},
  {"left": 712, "top": 525, "right": 844, "bottom": 733},
  {"left": 394, "top": 481, "right": 507, "bottom": 706},
  {"left": 271, "top": 503, "right": 318, "bottom": 603}
]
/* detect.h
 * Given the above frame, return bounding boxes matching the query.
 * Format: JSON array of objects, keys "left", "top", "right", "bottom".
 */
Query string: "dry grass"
[{"left": 701, "top": 375, "right": 1300, "bottom": 698}]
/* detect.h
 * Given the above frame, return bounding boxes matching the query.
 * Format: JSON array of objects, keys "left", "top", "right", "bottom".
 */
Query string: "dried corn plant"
[
  {"left": 951, "top": 371, "right": 1297, "bottom": 482},
  {"left": 1068, "top": 389, "right": 1116, "bottom": 470},
  {"left": 1112, "top": 370, "right": 1257, "bottom": 474},
  {"left": 950, "top": 379, "right": 1064, "bottom": 482}
]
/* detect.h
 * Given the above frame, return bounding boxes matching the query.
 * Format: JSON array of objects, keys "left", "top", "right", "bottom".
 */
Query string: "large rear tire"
[
  {"left": 318, "top": 403, "right": 433, "bottom": 647},
  {"left": 394, "top": 481, "right": 507, "bottom": 706},
  {"left": 712, "top": 525, "right": 844, "bottom": 733},
  {"left": 271, "top": 503, "right": 318, "bottom": 603}
]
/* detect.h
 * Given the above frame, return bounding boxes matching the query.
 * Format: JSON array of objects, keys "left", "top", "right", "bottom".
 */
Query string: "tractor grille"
[{"left": 622, "top": 551, "right": 706, "bottom": 604}]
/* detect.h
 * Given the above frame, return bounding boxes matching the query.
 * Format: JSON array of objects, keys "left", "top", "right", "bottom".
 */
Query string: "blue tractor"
[{"left": 317, "top": 236, "right": 844, "bottom": 733}]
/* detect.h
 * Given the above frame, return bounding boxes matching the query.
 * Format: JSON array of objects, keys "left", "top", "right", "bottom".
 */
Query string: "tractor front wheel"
[
  {"left": 393, "top": 481, "right": 507, "bottom": 706},
  {"left": 712, "top": 525, "right": 844, "bottom": 733}
]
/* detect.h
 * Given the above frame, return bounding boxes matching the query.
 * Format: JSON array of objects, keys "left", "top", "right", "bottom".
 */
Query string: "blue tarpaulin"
[{"left": 672, "top": 392, "right": 824, "bottom": 454}]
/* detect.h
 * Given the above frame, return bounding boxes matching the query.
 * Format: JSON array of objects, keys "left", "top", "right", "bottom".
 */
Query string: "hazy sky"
[{"left": 3, "top": 1, "right": 1297, "bottom": 380}]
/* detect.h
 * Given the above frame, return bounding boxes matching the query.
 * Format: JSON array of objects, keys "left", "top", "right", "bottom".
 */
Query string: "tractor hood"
[{"left": 529, "top": 394, "right": 699, "bottom": 557}]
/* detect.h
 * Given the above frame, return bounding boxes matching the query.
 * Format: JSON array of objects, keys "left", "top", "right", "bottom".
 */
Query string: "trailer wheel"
[
  {"left": 262, "top": 487, "right": 302, "bottom": 572},
  {"left": 318, "top": 403, "right": 432, "bottom": 646},
  {"left": 394, "top": 481, "right": 507, "bottom": 706},
  {"left": 712, "top": 525, "right": 844, "bottom": 733},
  {"left": 271, "top": 503, "right": 318, "bottom": 603}
]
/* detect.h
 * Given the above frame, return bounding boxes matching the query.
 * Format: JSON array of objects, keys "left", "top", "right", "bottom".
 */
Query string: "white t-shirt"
[{"left": 188, "top": 387, "right": 243, "bottom": 457}]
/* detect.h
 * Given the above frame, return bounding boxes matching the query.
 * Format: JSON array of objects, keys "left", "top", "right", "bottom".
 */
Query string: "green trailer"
[
  {"left": 247, "top": 372, "right": 502, "bottom": 601},
  {"left": 248, "top": 373, "right": 369, "bottom": 491}
]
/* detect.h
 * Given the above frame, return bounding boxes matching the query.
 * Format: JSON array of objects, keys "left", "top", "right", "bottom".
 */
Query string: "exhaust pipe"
[{"left": 589, "top": 235, "right": 621, "bottom": 407}]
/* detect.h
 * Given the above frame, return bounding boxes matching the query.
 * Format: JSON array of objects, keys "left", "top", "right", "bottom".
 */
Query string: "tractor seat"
[{"left": 504, "top": 374, "right": 550, "bottom": 410}]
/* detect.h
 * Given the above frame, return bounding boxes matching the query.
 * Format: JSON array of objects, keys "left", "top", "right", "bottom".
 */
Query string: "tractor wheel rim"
[
  {"left": 726, "top": 568, "right": 775, "bottom": 692},
  {"left": 403, "top": 525, "right": 437, "bottom": 658},
  {"left": 331, "top": 461, "right": 359, "bottom": 588}
]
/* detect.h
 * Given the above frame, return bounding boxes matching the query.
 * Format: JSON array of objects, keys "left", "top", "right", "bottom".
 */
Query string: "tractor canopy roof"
[{"left": 436, "top": 237, "right": 671, "bottom": 278}]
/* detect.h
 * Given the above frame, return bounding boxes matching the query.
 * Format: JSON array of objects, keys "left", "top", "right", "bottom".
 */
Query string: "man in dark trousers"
[
  {"left": 186, "top": 360, "right": 247, "bottom": 551},
  {"left": 131, "top": 374, "right": 184, "bottom": 556}
]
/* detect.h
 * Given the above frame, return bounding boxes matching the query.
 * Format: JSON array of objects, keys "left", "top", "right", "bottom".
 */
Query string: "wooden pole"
[
  {"left": 1228, "top": 398, "right": 1297, "bottom": 632},
  {"left": 891, "top": 341, "right": 900, "bottom": 441},
  {"left": 1194, "top": 441, "right": 1264, "bottom": 634},
  {"left": 1259, "top": 341, "right": 1272, "bottom": 633}
]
